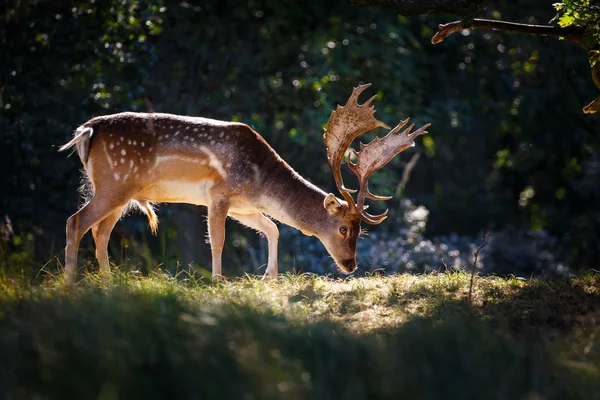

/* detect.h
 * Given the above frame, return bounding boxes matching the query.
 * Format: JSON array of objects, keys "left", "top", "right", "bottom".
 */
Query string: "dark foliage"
[{"left": 1, "top": 0, "right": 599, "bottom": 276}]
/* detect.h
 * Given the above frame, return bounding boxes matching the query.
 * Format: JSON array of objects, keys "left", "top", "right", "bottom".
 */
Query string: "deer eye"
[{"left": 339, "top": 226, "right": 348, "bottom": 236}]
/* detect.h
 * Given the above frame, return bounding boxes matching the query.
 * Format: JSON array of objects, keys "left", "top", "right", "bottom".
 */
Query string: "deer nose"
[{"left": 340, "top": 259, "right": 357, "bottom": 274}]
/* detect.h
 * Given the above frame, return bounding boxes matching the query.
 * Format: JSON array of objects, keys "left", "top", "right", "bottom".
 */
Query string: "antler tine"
[
  {"left": 323, "top": 83, "right": 389, "bottom": 211},
  {"left": 347, "top": 82, "right": 372, "bottom": 104},
  {"left": 348, "top": 118, "right": 431, "bottom": 225}
]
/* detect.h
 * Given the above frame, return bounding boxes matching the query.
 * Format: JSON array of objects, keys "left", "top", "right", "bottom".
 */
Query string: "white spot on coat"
[
  {"left": 199, "top": 146, "right": 227, "bottom": 178},
  {"left": 103, "top": 142, "right": 115, "bottom": 170},
  {"left": 251, "top": 163, "right": 261, "bottom": 184},
  {"left": 121, "top": 149, "right": 126, "bottom": 156}
]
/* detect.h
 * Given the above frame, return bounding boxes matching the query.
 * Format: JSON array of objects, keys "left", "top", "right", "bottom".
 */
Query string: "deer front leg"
[
  {"left": 207, "top": 198, "right": 230, "bottom": 279},
  {"left": 91, "top": 207, "right": 124, "bottom": 279},
  {"left": 230, "top": 212, "right": 279, "bottom": 280}
]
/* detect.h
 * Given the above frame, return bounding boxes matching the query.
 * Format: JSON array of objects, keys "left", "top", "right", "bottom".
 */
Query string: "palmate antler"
[{"left": 323, "top": 83, "right": 431, "bottom": 224}]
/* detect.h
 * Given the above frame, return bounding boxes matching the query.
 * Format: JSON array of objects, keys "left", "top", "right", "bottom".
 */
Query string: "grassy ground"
[{"left": 0, "top": 270, "right": 599, "bottom": 399}]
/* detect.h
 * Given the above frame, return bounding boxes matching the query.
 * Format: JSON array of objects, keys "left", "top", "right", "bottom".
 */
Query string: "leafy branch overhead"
[{"left": 350, "top": 0, "right": 600, "bottom": 114}]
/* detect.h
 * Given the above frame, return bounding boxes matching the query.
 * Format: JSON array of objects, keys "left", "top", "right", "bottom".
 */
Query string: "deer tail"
[
  {"left": 59, "top": 126, "right": 94, "bottom": 166},
  {"left": 130, "top": 200, "right": 159, "bottom": 235}
]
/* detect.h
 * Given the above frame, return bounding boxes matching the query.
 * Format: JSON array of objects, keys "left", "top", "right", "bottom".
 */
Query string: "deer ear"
[{"left": 324, "top": 193, "right": 342, "bottom": 215}]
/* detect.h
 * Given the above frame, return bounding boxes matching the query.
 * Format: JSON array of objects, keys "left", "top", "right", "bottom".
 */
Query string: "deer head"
[{"left": 318, "top": 83, "right": 430, "bottom": 273}]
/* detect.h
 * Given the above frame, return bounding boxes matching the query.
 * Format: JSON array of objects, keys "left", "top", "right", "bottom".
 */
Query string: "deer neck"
[{"left": 260, "top": 165, "right": 329, "bottom": 237}]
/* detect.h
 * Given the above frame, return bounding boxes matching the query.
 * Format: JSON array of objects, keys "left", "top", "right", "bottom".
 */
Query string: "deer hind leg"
[
  {"left": 65, "top": 194, "right": 129, "bottom": 284},
  {"left": 230, "top": 212, "right": 279, "bottom": 280},
  {"left": 91, "top": 206, "right": 125, "bottom": 278},
  {"left": 207, "top": 198, "right": 230, "bottom": 279}
]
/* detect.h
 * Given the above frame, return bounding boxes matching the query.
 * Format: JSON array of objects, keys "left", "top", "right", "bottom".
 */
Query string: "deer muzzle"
[{"left": 338, "top": 258, "right": 357, "bottom": 274}]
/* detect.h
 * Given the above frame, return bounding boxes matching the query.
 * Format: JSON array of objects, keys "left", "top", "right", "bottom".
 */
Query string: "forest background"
[{"left": 2, "top": 0, "right": 599, "bottom": 279}]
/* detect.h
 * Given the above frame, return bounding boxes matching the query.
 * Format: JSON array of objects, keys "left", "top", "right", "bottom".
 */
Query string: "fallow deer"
[{"left": 59, "top": 83, "right": 430, "bottom": 283}]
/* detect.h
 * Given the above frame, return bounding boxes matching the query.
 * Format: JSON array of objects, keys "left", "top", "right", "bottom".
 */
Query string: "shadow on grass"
[
  {"left": 480, "top": 276, "right": 600, "bottom": 333},
  {"left": 0, "top": 276, "right": 598, "bottom": 400},
  {"left": 392, "top": 273, "right": 600, "bottom": 336}
]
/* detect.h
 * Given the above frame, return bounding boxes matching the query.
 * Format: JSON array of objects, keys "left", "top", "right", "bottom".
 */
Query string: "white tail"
[
  {"left": 60, "top": 84, "right": 429, "bottom": 283},
  {"left": 59, "top": 126, "right": 94, "bottom": 165}
]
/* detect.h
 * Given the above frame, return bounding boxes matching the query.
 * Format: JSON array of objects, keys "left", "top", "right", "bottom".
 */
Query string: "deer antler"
[
  {"left": 323, "top": 83, "right": 389, "bottom": 213},
  {"left": 348, "top": 119, "right": 431, "bottom": 223},
  {"left": 324, "top": 83, "right": 430, "bottom": 224}
]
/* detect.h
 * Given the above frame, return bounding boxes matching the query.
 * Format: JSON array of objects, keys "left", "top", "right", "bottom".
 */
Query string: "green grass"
[{"left": 0, "top": 270, "right": 599, "bottom": 399}]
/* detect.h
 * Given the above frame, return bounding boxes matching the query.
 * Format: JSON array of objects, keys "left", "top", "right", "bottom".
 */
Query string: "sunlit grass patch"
[{"left": 0, "top": 270, "right": 598, "bottom": 399}]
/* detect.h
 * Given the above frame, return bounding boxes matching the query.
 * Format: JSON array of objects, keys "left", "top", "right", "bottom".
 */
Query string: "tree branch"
[
  {"left": 349, "top": 0, "right": 598, "bottom": 114},
  {"left": 583, "top": 96, "right": 600, "bottom": 113},
  {"left": 468, "top": 232, "right": 490, "bottom": 305},
  {"left": 349, "top": 0, "right": 491, "bottom": 18},
  {"left": 432, "top": 18, "right": 587, "bottom": 50},
  {"left": 400, "top": 152, "right": 421, "bottom": 187}
]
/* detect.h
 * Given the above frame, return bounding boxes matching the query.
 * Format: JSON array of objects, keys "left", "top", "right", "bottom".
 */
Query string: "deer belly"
[{"left": 137, "top": 180, "right": 213, "bottom": 205}]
